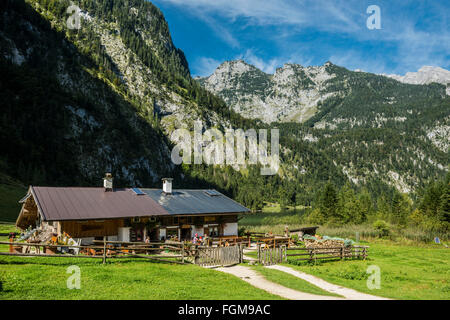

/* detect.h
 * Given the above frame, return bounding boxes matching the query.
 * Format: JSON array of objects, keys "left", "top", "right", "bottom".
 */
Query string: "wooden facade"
[{"left": 60, "top": 219, "right": 125, "bottom": 238}]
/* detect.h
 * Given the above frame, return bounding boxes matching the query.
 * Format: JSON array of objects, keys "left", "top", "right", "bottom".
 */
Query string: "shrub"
[{"left": 373, "top": 220, "right": 390, "bottom": 237}]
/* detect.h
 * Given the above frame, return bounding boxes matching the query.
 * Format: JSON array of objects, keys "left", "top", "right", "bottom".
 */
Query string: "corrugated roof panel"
[
  {"left": 141, "top": 189, "right": 250, "bottom": 215},
  {"left": 32, "top": 187, "right": 169, "bottom": 221}
]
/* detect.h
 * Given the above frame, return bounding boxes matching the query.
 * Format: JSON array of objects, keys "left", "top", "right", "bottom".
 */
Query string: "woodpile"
[{"left": 304, "top": 239, "right": 346, "bottom": 256}]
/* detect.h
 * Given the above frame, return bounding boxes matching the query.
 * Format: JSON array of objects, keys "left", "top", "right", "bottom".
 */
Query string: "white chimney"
[
  {"left": 103, "top": 173, "right": 113, "bottom": 191},
  {"left": 162, "top": 178, "right": 173, "bottom": 194}
]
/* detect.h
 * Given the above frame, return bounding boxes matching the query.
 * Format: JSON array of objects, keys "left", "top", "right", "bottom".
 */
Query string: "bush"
[
  {"left": 238, "top": 226, "right": 247, "bottom": 237},
  {"left": 373, "top": 220, "right": 390, "bottom": 237}
]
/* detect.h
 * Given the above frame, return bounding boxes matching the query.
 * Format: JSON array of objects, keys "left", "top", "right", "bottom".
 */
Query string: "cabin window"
[
  {"left": 207, "top": 226, "right": 219, "bottom": 237},
  {"left": 166, "top": 228, "right": 178, "bottom": 240}
]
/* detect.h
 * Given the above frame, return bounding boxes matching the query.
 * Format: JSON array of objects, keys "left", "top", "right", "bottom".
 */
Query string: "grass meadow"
[
  {"left": 1, "top": 202, "right": 449, "bottom": 300},
  {"left": 0, "top": 255, "right": 282, "bottom": 300},
  {"left": 285, "top": 241, "right": 450, "bottom": 300}
]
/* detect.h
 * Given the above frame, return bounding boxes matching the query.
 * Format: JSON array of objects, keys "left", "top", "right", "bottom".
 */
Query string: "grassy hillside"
[{"left": 0, "top": 173, "right": 26, "bottom": 223}]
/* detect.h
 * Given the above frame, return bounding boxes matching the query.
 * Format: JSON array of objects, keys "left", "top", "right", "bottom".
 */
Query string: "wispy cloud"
[
  {"left": 194, "top": 57, "right": 223, "bottom": 77},
  {"left": 156, "top": 0, "right": 450, "bottom": 74},
  {"left": 237, "top": 49, "right": 313, "bottom": 74},
  {"left": 158, "top": 0, "right": 362, "bottom": 32}
]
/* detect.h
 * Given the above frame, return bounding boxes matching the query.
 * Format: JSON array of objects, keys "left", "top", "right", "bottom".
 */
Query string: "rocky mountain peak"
[
  {"left": 198, "top": 60, "right": 337, "bottom": 123},
  {"left": 386, "top": 66, "right": 450, "bottom": 85},
  {"left": 216, "top": 59, "right": 259, "bottom": 75}
]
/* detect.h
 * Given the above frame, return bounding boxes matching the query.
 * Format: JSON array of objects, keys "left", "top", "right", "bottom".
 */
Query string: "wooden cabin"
[{"left": 16, "top": 177, "right": 250, "bottom": 244}]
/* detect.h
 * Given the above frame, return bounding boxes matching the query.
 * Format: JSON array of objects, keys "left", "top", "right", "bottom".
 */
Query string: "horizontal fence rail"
[
  {"left": 285, "top": 245, "right": 369, "bottom": 262},
  {"left": 0, "top": 239, "right": 187, "bottom": 264},
  {"left": 257, "top": 245, "right": 369, "bottom": 265},
  {"left": 1, "top": 237, "right": 368, "bottom": 267}
]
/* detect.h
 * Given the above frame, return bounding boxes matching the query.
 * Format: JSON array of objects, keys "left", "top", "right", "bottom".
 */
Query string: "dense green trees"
[
  {"left": 305, "top": 174, "right": 449, "bottom": 232},
  {"left": 412, "top": 173, "right": 450, "bottom": 232}
]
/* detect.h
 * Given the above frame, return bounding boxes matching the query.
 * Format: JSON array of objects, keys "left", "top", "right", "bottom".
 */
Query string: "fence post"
[
  {"left": 257, "top": 243, "right": 261, "bottom": 264},
  {"left": 181, "top": 242, "right": 185, "bottom": 264},
  {"left": 102, "top": 236, "right": 107, "bottom": 264}
]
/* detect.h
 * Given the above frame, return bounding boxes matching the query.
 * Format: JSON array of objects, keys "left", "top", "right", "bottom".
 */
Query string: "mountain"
[
  {"left": 198, "top": 60, "right": 335, "bottom": 123},
  {"left": 0, "top": 0, "right": 251, "bottom": 188},
  {"left": 384, "top": 66, "right": 450, "bottom": 95},
  {"left": 199, "top": 60, "right": 450, "bottom": 124},
  {"left": 0, "top": 0, "right": 448, "bottom": 216},
  {"left": 198, "top": 60, "right": 449, "bottom": 196}
]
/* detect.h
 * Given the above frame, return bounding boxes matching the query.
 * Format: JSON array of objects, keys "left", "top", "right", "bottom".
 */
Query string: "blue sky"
[{"left": 151, "top": 0, "right": 450, "bottom": 77}]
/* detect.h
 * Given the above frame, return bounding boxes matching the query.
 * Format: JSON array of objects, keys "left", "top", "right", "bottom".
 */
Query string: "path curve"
[
  {"left": 266, "top": 265, "right": 389, "bottom": 300},
  {"left": 217, "top": 265, "right": 343, "bottom": 300}
]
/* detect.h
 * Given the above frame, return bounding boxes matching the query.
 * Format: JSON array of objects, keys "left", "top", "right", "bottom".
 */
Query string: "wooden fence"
[
  {"left": 285, "top": 245, "right": 369, "bottom": 262},
  {"left": 194, "top": 245, "right": 243, "bottom": 267},
  {"left": 0, "top": 238, "right": 187, "bottom": 264},
  {"left": 257, "top": 245, "right": 368, "bottom": 265},
  {"left": 257, "top": 244, "right": 286, "bottom": 265},
  {"left": 246, "top": 232, "right": 293, "bottom": 248}
]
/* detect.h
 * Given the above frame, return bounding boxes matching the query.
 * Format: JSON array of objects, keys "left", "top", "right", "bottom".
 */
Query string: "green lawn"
[
  {"left": 240, "top": 203, "right": 307, "bottom": 234},
  {"left": 285, "top": 241, "right": 450, "bottom": 300},
  {"left": 250, "top": 265, "right": 342, "bottom": 297},
  {"left": 0, "top": 256, "right": 282, "bottom": 300}
]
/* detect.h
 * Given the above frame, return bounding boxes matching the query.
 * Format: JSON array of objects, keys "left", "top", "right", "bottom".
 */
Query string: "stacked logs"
[{"left": 304, "top": 239, "right": 347, "bottom": 256}]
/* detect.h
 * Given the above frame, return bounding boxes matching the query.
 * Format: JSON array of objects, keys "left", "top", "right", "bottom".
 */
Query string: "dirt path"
[
  {"left": 217, "top": 265, "right": 343, "bottom": 300},
  {"left": 266, "top": 265, "right": 389, "bottom": 300}
]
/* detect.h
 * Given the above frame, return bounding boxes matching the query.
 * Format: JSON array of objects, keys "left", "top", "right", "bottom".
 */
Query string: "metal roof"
[
  {"left": 141, "top": 189, "right": 250, "bottom": 215},
  {"left": 31, "top": 187, "right": 169, "bottom": 221}
]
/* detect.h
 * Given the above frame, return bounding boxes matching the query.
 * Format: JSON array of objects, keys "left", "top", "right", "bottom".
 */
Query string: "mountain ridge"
[{"left": 0, "top": 0, "right": 448, "bottom": 214}]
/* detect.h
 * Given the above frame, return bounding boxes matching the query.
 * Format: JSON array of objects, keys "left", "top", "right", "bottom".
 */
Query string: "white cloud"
[
  {"left": 158, "top": 0, "right": 361, "bottom": 32},
  {"left": 239, "top": 50, "right": 281, "bottom": 74},
  {"left": 157, "top": 0, "right": 450, "bottom": 74},
  {"left": 237, "top": 49, "right": 313, "bottom": 74},
  {"left": 193, "top": 57, "right": 223, "bottom": 77}
]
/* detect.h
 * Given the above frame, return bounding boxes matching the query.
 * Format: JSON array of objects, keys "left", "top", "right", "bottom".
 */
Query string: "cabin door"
[
  {"left": 130, "top": 225, "right": 144, "bottom": 242},
  {"left": 180, "top": 227, "right": 191, "bottom": 241}
]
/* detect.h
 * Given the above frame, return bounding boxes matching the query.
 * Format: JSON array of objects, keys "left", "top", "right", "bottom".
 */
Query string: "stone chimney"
[
  {"left": 103, "top": 173, "right": 113, "bottom": 192},
  {"left": 162, "top": 178, "right": 173, "bottom": 194}
]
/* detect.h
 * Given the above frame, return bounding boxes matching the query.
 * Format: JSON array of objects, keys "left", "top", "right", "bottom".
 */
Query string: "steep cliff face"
[
  {"left": 198, "top": 60, "right": 337, "bottom": 123},
  {"left": 0, "top": 0, "right": 235, "bottom": 187}
]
